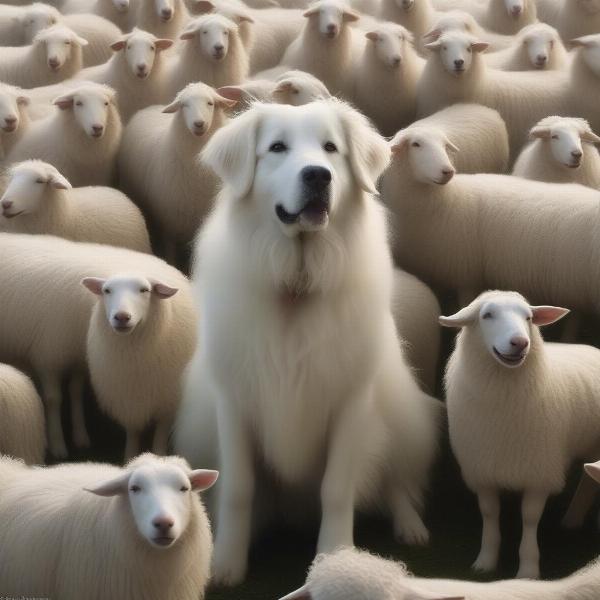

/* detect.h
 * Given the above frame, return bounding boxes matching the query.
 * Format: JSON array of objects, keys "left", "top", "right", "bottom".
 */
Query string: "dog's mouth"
[
  {"left": 2, "top": 209, "right": 24, "bottom": 219},
  {"left": 276, "top": 198, "right": 330, "bottom": 226},
  {"left": 493, "top": 347, "right": 526, "bottom": 367}
]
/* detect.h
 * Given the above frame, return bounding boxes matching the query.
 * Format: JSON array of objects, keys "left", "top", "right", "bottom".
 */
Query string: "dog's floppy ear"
[
  {"left": 335, "top": 100, "right": 390, "bottom": 194},
  {"left": 200, "top": 106, "right": 261, "bottom": 200}
]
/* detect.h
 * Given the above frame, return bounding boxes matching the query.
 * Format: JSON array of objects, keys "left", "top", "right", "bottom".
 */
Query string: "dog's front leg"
[
  {"left": 212, "top": 399, "right": 255, "bottom": 586},
  {"left": 317, "top": 391, "right": 372, "bottom": 554}
]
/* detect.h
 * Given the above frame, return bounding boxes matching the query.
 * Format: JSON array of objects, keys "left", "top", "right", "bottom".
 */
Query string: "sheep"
[
  {"left": 0, "top": 84, "right": 31, "bottom": 160},
  {"left": 166, "top": 14, "right": 249, "bottom": 96},
  {"left": 0, "top": 25, "right": 88, "bottom": 89},
  {"left": 569, "top": 35, "right": 600, "bottom": 137},
  {"left": 0, "top": 160, "right": 151, "bottom": 252},
  {"left": 82, "top": 274, "right": 197, "bottom": 459},
  {"left": 217, "top": 78, "right": 277, "bottom": 110},
  {"left": 0, "top": 364, "right": 46, "bottom": 465},
  {"left": 280, "top": 0, "right": 361, "bottom": 96},
  {"left": 0, "top": 2, "right": 60, "bottom": 46},
  {"left": 513, "top": 116, "right": 600, "bottom": 188},
  {"left": 0, "top": 233, "right": 196, "bottom": 459},
  {"left": 439, "top": 290, "right": 600, "bottom": 578},
  {"left": 61, "top": 0, "right": 138, "bottom": 33},
  {"left": 379, "top": 125, "right": 600, "bottom": 309},
  {"left": 550, "top": 0, "right": 600, "bottom": 41},
  {"left": 485, "top": 22, "right": 570, "bottom": 71},
  {"left": 136, "top": 0, "right": 190, "bottom": 38},
  {"left": 77, "top": 28, "right": 174, "bottom": 122},
  {"left": 7, "top": 83, "right": 122, "bottom": 187},
  {"left": 353, "top": 23, "right": 424, "bottom": 136},
  {"left": 119, "top": 82, "right": 235, "bottom": 265},
  {"left": 280, "top": 547, "right": 600, "bottom": 600},
  {"left": 0, "top": 453, "right": 217, "bottom": 600},
  {"left": 406, "top": 104, "right": 510, "bottom": 174},
  {"left": 271, "top": 69, "right": 331, "bottom": 105}
]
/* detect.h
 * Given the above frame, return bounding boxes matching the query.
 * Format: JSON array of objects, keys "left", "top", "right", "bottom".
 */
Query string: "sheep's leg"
[
  {"left": 40, "top": 371, "right": 68, "bottom": 459},
  {"left": 516, "top": 489, "right": 548, "bottom": 579},
  {"left": 317, "top": 392, "right": 370, "bottom": 554},
  {"left": 560, "top": 312, "right": 582, "bottom": 343},
  {"left": 562, "top": 471, "right": 598, "bottom": 529},
  {"left": 473, "top": 488, "right": 500, "bottom": 572},
  {"left": 212, "top": 400, "right": 255, "bottom": 587},
  {"left": 152, "top": 416, "right": 173, "bottom": 455},
  {"left": 69, "top": 372, "right": 91, "bottom": 449},
  {"left": 391, "top": 486, "right": 429, "bottom": 546},
  {"left": 124, "top": 429, "right": 142, "bottom": 461}
]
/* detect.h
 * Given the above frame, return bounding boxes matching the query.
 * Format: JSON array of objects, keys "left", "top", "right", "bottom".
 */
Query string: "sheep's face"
[
  {"left": 303, "top": 1, "right": 359, "bottom": 39},
  {"left": 572, "top": 35, "right": 600, "bottom": 76},
  {"left": 153, "top": 0, "right": 176, "bottom": 22},
  {"left": 22, "top": 5, "right": 59, "bottom": 43},
  {"left": 394, "top": 0, "right": 415, "bottom": 12},
  {"left": 366, "top": 27, "right": 409, "bottom": 69},
  {"left": 391, "top": 128, "right": 457, "bottom": 185},
  {"left": 54, "top": 87, "right": 115, "bottom": 138},
  {"left": 0, "top": 162, "right": 71, "bottom": 219},
  {"left": 502, "top": 0, "right": 525, "bottom": 18},
  {"left": 81, "top": 274, "right": 179, "bottom": 334},
  {"left": 108, "top": 0, "right": 130, "bottom": 13},
  {"left": 521, "top": 26, "right": 557, "bottom": 68},
  {"left": 425, "top": 33, "right": 488, "bottom": 76},
  {"left": 36, "top": 27, "right": 88, "bottom": 72},
  {"left": 272, "top": 74, "right": 329, "bottom": 106},
  {"left": 84, "top": 459, "right": 218, "bottom": 550},
  {"left": 576, "top": 0, "right": 600, "bottom": 15},
  {"left": 111, "top": 32, "right": 173, "bottom": 79},
  {"left": 0, "top": 89, "right": 29, "bottom": 134}
]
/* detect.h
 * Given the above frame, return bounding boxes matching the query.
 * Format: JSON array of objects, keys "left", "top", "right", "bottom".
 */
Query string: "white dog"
[{"left": 174, "top": 99, "right": 442, "bottom": 586}]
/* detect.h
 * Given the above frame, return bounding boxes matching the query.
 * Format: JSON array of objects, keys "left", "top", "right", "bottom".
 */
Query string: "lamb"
[
  {"left": 0, "top": 160, "right": 151, "bottom": 252},
  {"left": 280, "top": 0, "right": 361, "bottom": 96},
  {"left": 280, "top": 547, "right": 600, "bottom": 600},
  {"left": 0, "top": 2, "right": 60, "bottom": 46},
  {"left": 0, "top": 364, "right": 46, "bottom": 465},
  {"left": 406, "top": 103, "right": 510, "bottom": 174},
  {"left": 61, "top": 0, "right": 138, "bottom": 33},
  {"left": 136, "top": 0, "right": 190, "bottom": 38},
  {"left": 166, "top": 14, "right": 249, "bottom": 96},
  {"left": 569, "top": 35, "right": 600, "bottom": 136},
  {"left": 353, "top": 23, "right": 424, "bottom": 136},
  {"left": 0, "top": 453, "right": 217, "bottom": 600},
  {"left": 380, "top": 125, "right": 600, "bottom": 309},
  {"left": 513, "top": 116, "right": 600, "bottom": 188},
  {"left": 0, "top": 84, "right": 31, "bottom": 160},
  {"left": 82, "top": 274, "right": 197, "bottom": 459},
  {"left": 119, "top": 82, "right": 235, "bottom": 265},
  {"left": 7, "top": 83, "right": 122, "bottom": 187},
  {"left": 0, "top": 233, "right": 196, "bottom": 459},
  {"left": 548, "top": 0, "right": 600, "bottom": 41},
  {"left": 77, "top": 28, "right": 174, "bottom": 122},
  {"left": 0, "top": 25, "right": 87, "bottom": 89},
  {"left": 271, "top": 69, "right": 331, "bottom": 105},
  {"left": 217, "top": 78, "right": 277, "bottom": 110}
]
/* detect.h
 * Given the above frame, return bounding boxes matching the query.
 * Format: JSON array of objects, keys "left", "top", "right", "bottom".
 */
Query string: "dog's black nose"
[{"left": 301, "top": 166, "right": 331, "bottom": 191}]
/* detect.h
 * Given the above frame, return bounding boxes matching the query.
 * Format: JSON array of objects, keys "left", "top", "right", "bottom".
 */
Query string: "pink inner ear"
[
  {"left": 152, "top": 282, "right": 178, "bottom": 299},
  {"left": 189, "top": 469, "right": 219, "bottom": 491},
  {"left": 531, "top": 306, "right": 569, "bottom": 326},
  {"left": 110, "top": 40, "right": 127, "bottom": 51},
  {"left": 217, "top": 86, "right": 243, "bottom": 101},
  {"left": 54, "top": 98, "right": 74, "bottom": 110},
  {"left": 81, "top": 277, "right": 106, "bottom": 295}
]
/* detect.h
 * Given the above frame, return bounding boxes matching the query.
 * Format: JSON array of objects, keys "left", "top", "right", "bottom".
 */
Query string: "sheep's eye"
[
  {"left": 140, "top": 288, "right": 150, "bottom": 293},
  {"left": 36, "top": 178, "right": 46, "bottom": 184},
  {"left": 526, "top": 316, "right": 532, "bottom": 321},
  {"left": 104, "top": 288, "right": 111, "bottom": 294},
  {"left": 65, "top": 40, "right": 71, "bottom": 45},
  {"left": 224, "top": 30, "right": 229, "bottom": 35},
  {"left": 411, "top": 141, "right": 420, "bottom": 148},
  {"left": 180, "top": 486, "right": 190, "bottom": 492},
  {"left": 467, "top": 47, "right": 472, "bottom": 53},
  {"left": 324, "top": 141, "right": 337, "bottom": 152},
  {"left": 207, "top": 101, "right": 214, "bottom": 106},
  {"left": 130, "top": 485, "right": 141, "bottom": 493},
  {"left": 482, "top": 312, "right": 493, "bottom": 319},
  {"left": 551, "top": 134, "right": 558, "bottom": 139},
  {"left": 292, "top": 89, "right": 299, "bottom": 94},
  {"left": 269, "top": 141, "right": 287, "bottom": 153},
  {"left": 150, "top": 45, "right": 155, "bottom": 51},
  {"left": 104, "top": 101, "right": 109, "bottom": 106},
  {"left": 442, "top": 45, "right": 447, "bottom": 50},
  {"left": 75, "top": 101, "right": 83, "bottom": 106},
  {"left": 202, "top": 30, "right": 208, "bottom": 34},
  {"left": 51, "top": 17, "right": 57, "bottom": 23}
]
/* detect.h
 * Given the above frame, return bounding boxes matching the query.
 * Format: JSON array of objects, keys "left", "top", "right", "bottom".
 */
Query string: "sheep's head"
[
  {"left": 82, "top": 273, "right": 179, "bottom": 335},
  {"left": 0, "top": 85, "right": 29, "bottom": 134},
  {"left": 575, "top": 0, "right": 600, "bottom": 15},
  {"left": 365, "top": 24, "right": 413, "bottom": 69},
  {"left": 529, "top": 116, "right": 600, "bottom": 169},
  {"left": 423, "top": 10, "right": 479, "bottom": 43},
  {"left": 394, "top": 0, "right": 416, "bottom": 13},
  {"left": 303, "top": 0, "right": 359, "bottom": 40},
  {"left": 34, "top": 24, "right": 88, "bottom": 72},
  {"left": 110, "top": 29, "right": 173, "bottom": 79},
  {"left": 22, "top": 3, "right": 60, "bottom": 43},
  {"left": 180, "top": 14, "right": 238, "bottom": 61},
  {"left": 440, "top": 291, "right": 569, "bottom": 368},
  {"left": 84, "top": 454, "right": 218, "bottom": 549},
  {"left": 518, "top": 23, "right": 561, "bottom": 69},
  {"left": 106, "top": 0, "right": 130, "bottom": 13},
  {"left": 190, "top": 0, "right": 255, "bottom": 27},
  {"left": 0, "top": 160, "right": 70, "bottom": 219},
  {"left": 499, "top": 0, "right": 527, "bottom": 19},
  {"left": 570, "top": 34, "right": 600, "bottom": 77},
  {"left": 218, "top": 80, "right": 276, "bottom": 111},
  {"left": 424, "top": 31, "right": 488, "bottom": 76},
  {"left": 391, "top": 126, "right": 457, "bottom": 185},
  {"left": 272, "top": 71, "right": 330, "bottom": 106},
  {"left": 163, "top": 82, "right": 237, "bottom": 136},
  {"left": 53, "top": 84, "right": 117, "bottom": 139},
  {"left": 145, "top": 0, "right": 178, "bottom": 22}
]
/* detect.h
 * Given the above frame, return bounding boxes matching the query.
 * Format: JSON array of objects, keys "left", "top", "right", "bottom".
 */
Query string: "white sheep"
[
  {"left": 217, "top": 78, "right": 277, "bottom": 110},
  {"left": 0, "top": 364, "right": 46, "bottom": 465},
  {"left": 280, "top": 0, "right": 361, "bottom": 96},
  {"left": 440, "top": 290, "right": 600, "bottom": 578},
  {"left": 0, "top": 25, "right": 88, "bottom": 89},
  {"left": 0, "top": 233, "right": 196, "bottom": 459},
  {"left": 353, "top": 23, "right": 424, "bottom": 136},
  {"left": 166, "top": 14, "right": 249, "bottom": 96},
  {"left": 406, "top": 103, "right": 510, "bottom": 174},
  {"left": 0, "top": 160, "right": 151, "bottom": 252},
  {"left": 7, "top": 83, "right": 122, "bottom": 187},
  {"left": 380, "top": 125, "right": 600, "bottom": 308},
  {"left": 0, "top": 84, "right": 31, "bottom": 160},
  {"left": 119, "top": 82, "right": 235, "bottom": 264},
  {"left": 548, "top": 0, "right": 600, "bottom": 41},
  {"left": 272, "top": 69, "right": 331, "bottom": 104},
  {"left": 136, "top": 0, "right": 190, "bottom": 38},
  {"left": 485, "top": 22, "right": 570, "bottom": 71},
  {"left": 281, "top": 547, "right": 600, "bottom": 600},
  {"left": 513, "top": 116, "right": 600, "bottom": 188},
  {"left": 569, "top": 35, "right": 600, "bottom": 137},
  {"left": 0, "top": 453, "right": 217, "bottom": 600},
  {"left": 0, "top": 2, "right": 60, "bottom": 46},
  {"left": 77, "top": 28, "right": 174, "bottom": 122},
  {"left": 62, "top": 0, "right": 138, "bottom": 32},
  {"left": 82, "top": 274, "right": 197, "bottom": 459}
]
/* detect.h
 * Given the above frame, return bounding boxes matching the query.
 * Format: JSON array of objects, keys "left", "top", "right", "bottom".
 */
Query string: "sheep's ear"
[
  {"left": 582, "top": 130, "right": 600, "bottom": 145},
  {"left": 110, "top": 38, "right": 127, "bottom": 51},
  {"left": 84, "top": 472, "right": 131, "bottom": 496},
  {"left": 200, "top": 107, "right": 260, "bottom": 200},
  {"left": 217, "top": 86, "right": 244, "bottom": 101},
  {"left": 303, "top": 4, "right": 321, "bottom": 17},
  {"left": 273, "top": 80, "right": 294, "bottom": 94},
  {"left": 49, "top": 171, "right": 72, "bottom": 190},
  {"left": 439, "top": 304, "right": 479, "bottom": 328},
  {"left": 365, "top": 31, "right": 380, "bottom": 42},
  {"left": 423, "top": 27, "right": 442, "bottom": 41},
  {"left": 162, "top": 99, "right": 181, "bottom": 113},
  {"left": 342, "top": 7, "right": 360, "bottom": 21},
  {"left": 215, "top": 93, "right": 238, "bottom": 108},
  {"left": 75, "top": 34, "right": 89, "bottom": 47},
  {"left": 53, "top": 94, "right": 75, "bottom": 110},
  {"left": 585, "top": 462, "right": 600, "bottom": 484},
  {"left": 192, "top": 0, "right": 215, "bottom": 13},
  {"left": 445, "top": 138, "right": 459, "bottom": 153},
  {"left": 530, "top": 305, "right": 569, "bottom": 326},
  {"left": 470, "top": 40, "right": 489, "bottom": 53},
  {"left": 569, "top": 35, "right": 596, "bottom": 49},
  {"left": 16, "top": 94, "right": 30, "bottom": 106},
  {"left": 180, "top": 23, "right": 200, "bottom": 40},
  {"left": 151, "top": 281, "right": 179, "bottom": 299},
  {"left": 390, "top": 132, "right": 409, "bottom": 155},
  {"left": 237, "top": 13, "right": 255, "bottom": 22},
  {"left": 189, "top": 469, "right": 219, "bottom": 491},
  {"left": 81, "top": 277, "right": 106, "bottom": 295},
  {"left": 279, "top": 585, "right": 312, "bottom": 600},
  {"left": 155, "top": 38, "right": 174, "bottom": 50},
  {"left": 423, "top": 40, "right": 441, "bottom": 51},
  {"left": 529, "top": 125, "right": 551, "bottom": 140}
]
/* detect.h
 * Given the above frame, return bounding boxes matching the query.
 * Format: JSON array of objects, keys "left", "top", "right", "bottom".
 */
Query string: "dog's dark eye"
[
  {"left": 482, "top": 312, "right": 492, "bottom": 319},
  {"left": 269, "top": 141, "right": 287, "bottom": 153},
  {"left": 411, "top": 141, "right": 420, "bottom": 148},
  {"left": 324, "top": 141, "right": 337, "bottom": 153}
]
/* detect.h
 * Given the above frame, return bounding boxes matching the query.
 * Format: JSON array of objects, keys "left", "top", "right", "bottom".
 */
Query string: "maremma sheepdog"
[{"left": 174, "top": 99, "right": 442, "bottom": 585}]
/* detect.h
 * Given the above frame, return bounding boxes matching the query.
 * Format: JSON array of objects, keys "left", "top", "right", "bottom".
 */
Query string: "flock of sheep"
[{"left": 0, "top": 0, "right": 600, "bottom": 597}]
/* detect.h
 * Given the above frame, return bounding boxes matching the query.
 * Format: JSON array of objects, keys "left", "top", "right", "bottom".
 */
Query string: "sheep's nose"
[
  {"left": 572, "top": 150, "right": 583, "bottom": 159},
  {"left": 137, "top": 63, "right": 147, "bottom": 72},
  {"left": 2, "top": 200, "right": 13, "bottom": 210},
  {"left": 536, "top": 54, "right": 547, "bottom": 64},
  {"left": 510, "top": 336, "right": 529, "bottom": 352},
  {"left": 326, "top": 23, "right": 338, "bottom": 35},
  {"left": 4, "top": 116, "right": 16, "bottom": 125},
  {"left": 454, "top": 59, "right": 464, "bottom": 68},
  {"left": 194, "top": 120, "right": 205, "bottom": 129},
  {"left": 442, "top": 168, "right": 454, "bottom": 176},
  {"left": 511, "top": 4, "right": 522, "bottom": 15},
  {"left": 214, "top": 43, "right": 224, "bottom": 51},
  {"left": 301, "top": 166, "right": 332, "bottom": 191},
  {"left": 48, "top": 57, "right": 60, "bottom": 69},
  {"left": 391, "top": 55, "right": 401, "bottom": 66},
  {"left": 161, "top": 7, "right": 173, "bottom": 19},
  {"left": 152, "top": 516, "right": 174, "bottom": 533},
  {"left": 114, "top": 311, "right": 131, "bottom": 324},
  {"left": 91, "top": 124, "right": 104, "bottom": 136}
]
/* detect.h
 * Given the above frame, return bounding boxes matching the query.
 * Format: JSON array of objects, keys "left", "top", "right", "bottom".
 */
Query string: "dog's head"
[{"left": 201, "top": 99, "right": 390, "bottom": 237}]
